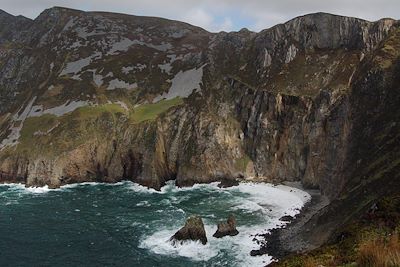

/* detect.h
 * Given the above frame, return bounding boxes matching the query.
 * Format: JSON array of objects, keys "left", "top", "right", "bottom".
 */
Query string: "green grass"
[
  {"left": 19, "top": 104, "right": 126, "bottom": 142},
  {"left": 20, "top": 114, "right": 58, "bottom": 141},
  {"left": 72, "top": 103, "right": 127, "bottom": 119},
  {"left": 130, "top": 97, "right": 183, "bottom": 123},
  {"left": 15, "top": 104, "right": 127, "bottom": 155},
  {"left": 13, "top": 98, "right": 183, "bottom": 156}
]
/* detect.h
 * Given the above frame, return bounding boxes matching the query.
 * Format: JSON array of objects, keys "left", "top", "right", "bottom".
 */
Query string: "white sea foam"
[
  {"left": 139, "top": 181, "right": 310, "bottom": 266},
  {"left": 0, "top": 183, "right": 59, "bottom": 194},
  {"left": 232, "top": 199, "right": 265, "bottom": 213},
  {"left": 140, "top": 222, "right": 274, "bottom": 266},
  {"left": 0, "top": 183, "right": 25, "bottom": 188},
  {"left": 60, "top": 181, "right": 128, "bottom": 190},
  {"left": 24, "top": 185, "right": 55, "bottom": 194},
  {"left": 128, "top": 183, "right": 163, "bottom": 194},
  {"left": 139, "top": 228, "right": 218, "bottom": 261},
  {"left": 227, "top": 183, "right": 311, "bottom": 215},
  {"left": 136, "top": 200, "right": 151, "bottom": 207},
  {"left": 0, "top": 181, "right": 129, "bottom": 195},
  {"left": 0, "top": 180, "right": 310, "bottom": 266},
  {"left": 160, "top": 181, "right": 221, "bottom": 193},
  {"left": 61, "top": 182, "right": 101, "bottom": 189}
]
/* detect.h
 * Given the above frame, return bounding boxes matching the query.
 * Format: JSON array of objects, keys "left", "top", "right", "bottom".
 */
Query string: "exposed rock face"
[
  {"left": 170, "top": 215, "right": 207, "bottom": 245},
  {"left": 213, "top": 215, "right": 239, "bottom": 238},
  {"left": 264, "top": 25, "right": 400, "bottom": 258},
  {"left": 0, "top": 7, "right": 399, "bottom": 259},
  {"left": 0, "top": 7, "right": 397, "bottom": 204}
]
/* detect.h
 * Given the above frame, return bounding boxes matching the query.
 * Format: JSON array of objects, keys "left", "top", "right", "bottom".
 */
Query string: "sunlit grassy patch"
[
  {"left": 14, "top": 98, "right": 183, "bottom": 156},
  {"left": 72, "top": 103, "right": 127, "bottom": 119},
  {"left": 130, "top": 97, "right": 183, "bottom": 123}
]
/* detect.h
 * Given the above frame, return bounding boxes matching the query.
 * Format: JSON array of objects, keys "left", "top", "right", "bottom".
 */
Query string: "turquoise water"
[{"left": 0, "top": 181, "right": 309, "bottom": 267}]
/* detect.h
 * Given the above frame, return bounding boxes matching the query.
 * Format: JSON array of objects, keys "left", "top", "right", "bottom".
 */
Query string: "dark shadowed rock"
[
  {"left": 170, "top": 215, "right": 207, "bottom": 245},
  {"left": 0, "top": 7, "right": 398, "bottom": 265},
  {"left": 213, "top": 215, "right": 239, "bottom": 238},
  {"left": 218, "top": 179, "right": 239, "bottom": 188}
]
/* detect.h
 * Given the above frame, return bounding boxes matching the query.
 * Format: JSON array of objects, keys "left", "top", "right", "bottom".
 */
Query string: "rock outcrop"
[
  {"left": 0, "top": 6, "right": 398, "bottom": 261},
  {"left": 170, "top": 215, "right": 207, "bottom": 245},
  {"left": 213, "top": 215, "right": 239, "bottom": 238},
  {"left": 0, "top": 8, "right": 396, "bottom": 196},
  {"left": 264, "top": 24, "right": 400, "bottom": 259}
]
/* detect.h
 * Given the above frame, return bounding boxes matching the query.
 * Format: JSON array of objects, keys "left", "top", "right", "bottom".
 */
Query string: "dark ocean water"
[{"left": 0, "top": 181, "right": 309, "bottom": 267}]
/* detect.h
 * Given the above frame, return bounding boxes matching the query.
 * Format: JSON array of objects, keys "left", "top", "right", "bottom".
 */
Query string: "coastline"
[
  {"left": 250, "top": 185, "right": 329, "bottom": 262},
  {"left": 0, "top": 179, "right": 312, "bottom": 266},
  {"left": 1, "top": 179, "right": 317, "bottom": 262}
]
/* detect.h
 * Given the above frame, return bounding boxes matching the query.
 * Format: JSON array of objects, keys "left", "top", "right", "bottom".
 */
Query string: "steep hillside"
[
  {"left": 263, "top": 24, "right": 400, "bottom": 262},
  {"left": 0, "top": 8, "right": 399, "bottom": 256},
  {"left": 0, "top": 8, "right": 396, "bottom": 196}
]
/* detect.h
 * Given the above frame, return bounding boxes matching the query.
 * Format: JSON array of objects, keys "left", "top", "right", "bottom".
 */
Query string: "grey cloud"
[{"left": 0, "top": 0, "right": 398, "bottom": 32}]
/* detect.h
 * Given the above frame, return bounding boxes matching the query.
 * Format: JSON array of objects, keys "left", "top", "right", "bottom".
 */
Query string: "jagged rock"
[
  {"left": 218, "top": 179, "right": 239, "bottom": 188},
  {"left": 170, "top": 216, "right": 207, "bottom": 245},
  {"left": 213, "top": 215, "right": 239, "bottom": 238},
  {"left": 0, "top": 7, "right": 398, "bottom": 202},
  {"left": 0, "top": 7, "right": 397, "bottom": 263},
  {"left": 250, "top": 248, "right": 265, "bottom": 257}
]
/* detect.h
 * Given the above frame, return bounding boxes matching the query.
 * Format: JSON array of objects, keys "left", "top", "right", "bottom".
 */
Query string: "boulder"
[
  {"left": 213, "top": 215, "right": 239, "bottom": 238},
  {"left": 218, "top": 178, "right": 239, "bottom": 188},
  {"left": 170, "top": 215, "right": 207, "bottom": 245}
]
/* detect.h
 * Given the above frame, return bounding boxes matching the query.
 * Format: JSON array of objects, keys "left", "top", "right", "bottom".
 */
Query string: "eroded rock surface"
[
  {"left": 0, "top": 7, "right": 397, "bottom": 202},
  {"left": 0, "top": 7, "right": 399, "bottom": 260},
  {"left": 170, "top": 215, "right": 207, "bottom": 245},
  {"left": 213, "top": 215, "right": 239, "bottom": 238}
]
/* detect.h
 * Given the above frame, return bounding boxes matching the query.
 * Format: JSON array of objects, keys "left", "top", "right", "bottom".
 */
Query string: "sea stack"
[
  {"left": 170, "top": 215, "right": 208, "bottom": 245},
  {"left": 213, "top": 215, "right": 239, "bottom": 238}
]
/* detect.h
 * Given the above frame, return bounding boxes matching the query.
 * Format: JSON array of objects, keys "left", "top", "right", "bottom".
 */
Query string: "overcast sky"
[{"left": 1, "top": 0, "right": 399, "bottom": 32}]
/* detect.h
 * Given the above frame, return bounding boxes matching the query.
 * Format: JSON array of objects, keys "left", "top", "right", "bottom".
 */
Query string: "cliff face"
[
  {"left": 266, "top": 24, "right": 400, "bottom": 258},
  {"left": 0, "top": 8, "right": 398, "bottom": 204}
]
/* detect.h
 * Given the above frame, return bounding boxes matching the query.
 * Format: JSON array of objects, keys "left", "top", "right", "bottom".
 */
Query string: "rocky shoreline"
[
  {"left": 250, "top": 186, "right": 329, "bottom": 260},
  {"left": 2, "top": 178, "right": 314, "bottom": 258}
]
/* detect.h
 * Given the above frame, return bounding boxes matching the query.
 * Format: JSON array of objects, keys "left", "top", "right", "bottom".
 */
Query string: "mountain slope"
[
  {"left": 0, "top": 7, "right": 399, "bottom": 257},
  {"left": 0, "top": 8, "right": 397, "bottom": 192},
  {"left": 265, "top": 26, "right": 400, "bottom": 260}
]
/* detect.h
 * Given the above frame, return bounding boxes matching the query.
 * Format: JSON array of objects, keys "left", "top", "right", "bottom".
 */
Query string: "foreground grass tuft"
[
  {"left": 357, "top": 233, "right": 400, "bottom": 267},
  {"left": 271, "top": 196, "right": 400, "bottom": 267}
]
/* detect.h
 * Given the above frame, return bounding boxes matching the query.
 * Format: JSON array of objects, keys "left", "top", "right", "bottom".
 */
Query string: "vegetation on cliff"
[{"left": 270, "top": 196, "right": 400, "bottom": 267}]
